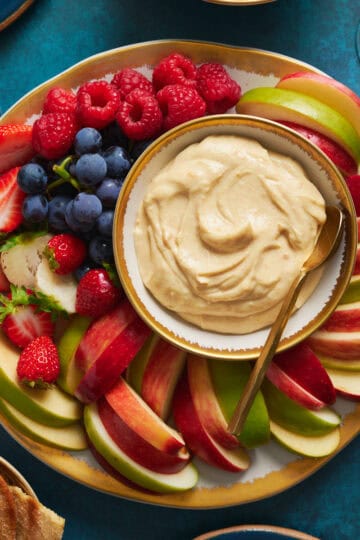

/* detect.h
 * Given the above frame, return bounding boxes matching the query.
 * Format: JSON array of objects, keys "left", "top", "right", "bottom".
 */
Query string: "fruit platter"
[{"left": 0, "top": 40, "right": 360, "bottom": 509}]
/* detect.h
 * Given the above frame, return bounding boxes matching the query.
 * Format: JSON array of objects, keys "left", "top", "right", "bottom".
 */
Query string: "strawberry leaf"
[
  {"left": 102, "top": 262, "right": 121, "bottom": 288},
  {"left": 30, "top": 291, "right": 69, "bottom": 321},
  {"left": 0, "top": 230, "right": 48, "bottom": 252}
]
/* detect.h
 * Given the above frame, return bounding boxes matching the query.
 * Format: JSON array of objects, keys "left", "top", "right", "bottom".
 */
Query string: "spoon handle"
[{"left": 228, "top": 269, "right": 307, "bottom": 436}]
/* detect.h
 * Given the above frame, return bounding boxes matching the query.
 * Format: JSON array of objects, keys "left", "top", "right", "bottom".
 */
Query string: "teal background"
[{"left": 0, "top": 0, "right": 360, "bottom": 538}]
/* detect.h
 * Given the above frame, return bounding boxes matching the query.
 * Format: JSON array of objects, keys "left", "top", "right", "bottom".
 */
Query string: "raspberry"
[
  {"left": 152, "top": 53, "right": 197, "bottom": 91},
  {"left": 116, "top": 89, "right": 162, "bottom": 140},
  {"left": 196, "top": 63, "right": 241, "bottom": 114},
  {"left": 111, "top": 68, "right": 154, "bottom": 99},
  {"left": 32, "top": 112, "right": 77, "bottom": 160},
  {"left": 76, "top": 80, "right": 121, "bottom": 129},
  {"left": 43, "top": 87, "right": 77, "bottom": 114},
  {"left": 156, "top": 85, "right": 206, "bottom": 131}
]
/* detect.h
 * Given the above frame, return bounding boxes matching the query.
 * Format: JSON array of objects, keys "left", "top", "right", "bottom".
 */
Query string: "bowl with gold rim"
[{"left": 114, "top": 114, "right": 356, "bottom": 360}]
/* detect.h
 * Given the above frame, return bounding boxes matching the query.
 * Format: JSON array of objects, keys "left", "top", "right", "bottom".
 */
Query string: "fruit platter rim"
[
  {"left": 202, "top": 0, "right": 276, "bottom": 6},
  {"left": 193, "top": 523, "right": 319, "bottom": 539},
  {"left": 114, "top": 112, "right": 356, "bottom": 360},
  {"left": 0, "top": 39, "right": 360, "bottom": 509}
]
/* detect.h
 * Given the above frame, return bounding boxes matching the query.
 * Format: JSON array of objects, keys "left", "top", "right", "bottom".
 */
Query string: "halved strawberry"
[
  {"left": 0, "top": 285, "right": 55, "bottom": 348},
  {"left": 0, "top": 265, "right": 10, "bottom": 292},
  {"left": 0, "top": 167, "right": 26, "bottom": 233},
  {"left": 0, "top": 124, "right": 35, "bottom": 174}
]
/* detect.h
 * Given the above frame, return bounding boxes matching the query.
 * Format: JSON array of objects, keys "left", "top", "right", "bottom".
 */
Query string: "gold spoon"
[{"left": 228, "top": 205, "right": 344, "bottom": 436}]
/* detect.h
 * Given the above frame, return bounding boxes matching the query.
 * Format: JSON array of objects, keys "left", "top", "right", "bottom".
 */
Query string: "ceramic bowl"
[
  {"left": 114, "top": 114, "right": 356, "bottom": 360},
  {"left": 193, "top": 524, "right": 319, "bottom": 539},
  {"left": 0, "top": 456, "right": 37, "bottom": 499}
]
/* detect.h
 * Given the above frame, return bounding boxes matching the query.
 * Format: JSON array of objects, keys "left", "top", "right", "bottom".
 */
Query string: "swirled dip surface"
[{"left": 134, "top": 135, "right": 326, "bottom": 334}]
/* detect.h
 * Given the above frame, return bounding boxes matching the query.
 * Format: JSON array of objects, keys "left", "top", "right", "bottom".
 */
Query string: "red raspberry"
[
  {"left": 156, "top": 85, "right": 206, "bottom": 131},
  {"left": 196, "top": 63, "right": 241, "bottom": 114},
  {"left": 111, "top": 68, "right": 154, "bottom": 99},
  {"left": 152, "top": 53, "right": 197, "bottom": 91},
  {"left": 32, "top": 112, "right": 77, "bottom": 160},
  {"left": 116, "top": 89, "right": 162, "bottom": 140},
  {"left": 43, "top": 87, "right": 77, "bottom": 114},
  {"left": 76, "top": 80, "right": 121, "bottom": 129}
]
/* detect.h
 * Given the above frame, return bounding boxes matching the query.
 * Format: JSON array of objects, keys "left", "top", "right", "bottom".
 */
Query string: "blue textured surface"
[{"left": 0, "top": 1, "right": 360, "bottom": 539}]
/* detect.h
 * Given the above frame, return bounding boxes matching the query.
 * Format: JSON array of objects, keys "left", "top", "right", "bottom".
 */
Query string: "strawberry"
[
  {"left": 0, "top": 167, "right": 26, "bottom": 233},
  {"left": 0, "top": 265, "right": 10, "bottom": 292},
  {"left": 75, "top": 268, "right": 122, "bottom": 318},
  {"left": 44, "top": 233, "right": 87, "bottom": 275},
  {"left": 0, "top": 124, "right": 35, "bottom": 175},
  {"left": 16, "top": 336, "right": 60, "bottom": 388},
  {"left": 0, "top": 285, "right": 55, "bottom": 348}
]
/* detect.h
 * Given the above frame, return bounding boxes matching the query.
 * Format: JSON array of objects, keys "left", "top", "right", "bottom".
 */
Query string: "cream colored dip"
[{"left": 134, "top": 135, "right": 326, "bottom": 334}]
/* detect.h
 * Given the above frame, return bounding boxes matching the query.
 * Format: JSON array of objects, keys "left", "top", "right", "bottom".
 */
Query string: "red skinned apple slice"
[
  {"left": 173, "top": 374, "right": 250, "bottom": 473},
  {"left": 318, "top": 354, "right": 360, "bottom": 372},
  {"left": 307, "top": 329, "right": 360, "bottom": 359},
  {"left": 277, "top": 121, "right": 357, "bottom": 176},
  {"left": 187, "top": 354, "right": 239, "bottom": 450},
  {"left": 75, "top": 300, "right": 137, "bottom": 371},
  {"left": 98, "top": 397, "right": 189, "bottom": 473},
  {"left": 321, "top": 301, "right": 360, "bottom": 332},
  {"left": 354, "top": 245, "right": 360, "bottom": 276},
  {"left": 75, "top": 309, "right": 151, "bottom": 403},
  {"left": 266, "top": 343, "right": 336, "bottom": 409},
  {"left": 276, "top": 72, "right": 360, "bottom": 138},
  {"left": 325, "top": 367, "right": 360, "bottom": 400},
  {"left": 127, "top": 334, "right": 186, "bottom": 420},
  {"left": 105, "top": 377, "right": 185, "bottom": 454},
  {"left": 84, "top": 402, "right": 198, "bottom": 493},
  {"left": 345, "top": 175, "right": 360, "bottom": 216},
  {"left": 236, "top": 87, "right": 360, "bottom": 163}
]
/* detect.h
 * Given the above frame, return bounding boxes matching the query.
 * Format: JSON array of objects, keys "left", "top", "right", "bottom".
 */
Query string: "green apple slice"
[
  {"left": 318, "top": 354, "right": 360, "bottom": 372},
  {"left": 236, "top": 87, "right": 360, "bottom": 163},
  {"left": 270, "top": 420, "right": 340, "bottom": 457},
  {"left": 126, "top": 333, "right": 159, "bottom": 394},
  {"left": 262, "top": 380, "right": 340, "bottom": 436},
  {"left": 208, "top": 360, "right": 270, "bottom": 448},
  {"left": 0, "top": 333, "right": 82, "bottom": 427},
  {"left": 340, "top": 275, "right": 360, "bottom": 304},
  {"left": 84, "top": 402, "right": 198, "bottom": 493},
  {"left": 57, "top": 315, "right": 92, "bottom": 395},
  {"left": 0, "top": 398, "right": 87, "bottom": 451}
]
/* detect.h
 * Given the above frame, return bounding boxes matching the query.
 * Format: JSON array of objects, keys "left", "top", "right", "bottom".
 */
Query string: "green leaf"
[
  {"left": 30, "top": 291, "right": 69, "bottom": 321},
  {"left": 102, "top": 262, "right": 121, "bottom": 288}
]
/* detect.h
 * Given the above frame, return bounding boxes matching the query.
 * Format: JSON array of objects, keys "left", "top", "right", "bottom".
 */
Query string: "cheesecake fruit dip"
[{"left": 134, "top": 134, "right": 326, "bottom": 334}]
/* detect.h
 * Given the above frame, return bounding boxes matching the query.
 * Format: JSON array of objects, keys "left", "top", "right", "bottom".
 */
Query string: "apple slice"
[
  {"left": 173, "top": 374, "right": 250, "bottom": 473},
  {"left": 0, "top": 398, "right": 87, "bottom": 450},
  {"left": 84, "top": 402, "right": 198, "bottom": 493},
  {"left": 276, "top": 72, "right": 360, "bottom": 138},
  {"left": 57, "top": 315, "right": 92, "bottom": 395},
  {"left": 340, "top": 275, "right": 360, "bottom": 304},
  {"left": 325, "top": 367, "right": 360, "bottom": 400},
  {"left": 308, "top": 329, "right": 360, "bottom": 359},
  {"left": 75, "top": 300, "right": 152, "bottom": 403},
  {"left": 318, "top": 354, "right": 360, "bottom": 372},
  {"left": 278, "top": 121, "right": 357, "bottom": 176},
  {"left": 270, "top": 420, "right": 340, "bottom": 457},
  {"left": 187, "top": 355, "right": 239, "bottom": 450},
  {"left": 266, "top": 342, "right": 336, "bottom": 409},
  {"left": 345, "top": 174, "right": 360, "bottom": 216},
  {"left": 105, "top": 378, "right": 185, "bottom": 454},
  {"left": 354, "top": 244, "right": 360, "bottom": 276},
  {"left": 0, "top": 333, "right": 82, "bottom": 427},
  {"left": 127, "top": 334, "right": 186, "bottom": 420},
  {"left": 207, "top": 359, "right": 270, "bottom": 448},
  {"left": 236, "top": 87, "right": 360, "bottom": 163},
  {"left": 262, "top": 380, "right": 341, "bottom": 436},
  {"left": 98, "top": 397, "right": 189, "bottom": 473},
  {"left": 321, "top": 301, "right": 360, "bottom": 332}
]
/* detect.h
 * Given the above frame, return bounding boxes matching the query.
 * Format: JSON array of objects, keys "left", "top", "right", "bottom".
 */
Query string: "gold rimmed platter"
[{"left": 1, "top": 39, "right": 360, "bottom": 509}]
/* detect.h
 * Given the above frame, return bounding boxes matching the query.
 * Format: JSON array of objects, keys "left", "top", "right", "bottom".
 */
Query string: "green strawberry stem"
[{"left": 48, "top": 156, "right": 81, "bottom": 195}]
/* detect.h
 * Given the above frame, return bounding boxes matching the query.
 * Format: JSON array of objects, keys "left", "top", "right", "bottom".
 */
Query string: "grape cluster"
[{"left": 18, "top": 125, "right": 152, "bottom": 267}]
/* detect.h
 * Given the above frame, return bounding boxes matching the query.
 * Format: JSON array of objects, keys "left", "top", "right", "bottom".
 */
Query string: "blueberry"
[
  {"left": 22, "top": 194, "right": 48, "bottom": 222},
  {"left": 131, "top": 138, "right": 155, "bottom": 161},
  {"left": 100, "top": 122, "right": 128, "bottom": 149},
  {"left": 17, "top": 163, "right": 48, "bottom": 194},
  {"left": 89, "top": 235, "right": 113, "bottom": 264},
  {"left": 65, "top": 200, "right": 95, "bottom": 233},
  {"left": 48, "top": 195, "right": 72, "bottom": 231},
  {"left": 74, "top": 258, "right": 97, "bottom": 282},
  {"left": 96, "top": 178, "right": 123, "bottom": 208},
  {"left": 75, "top": 153, "right": 107, "bottom": 187},
  {"left": 72, "top": 192, "right": 102, "bottom": 224},
  {"left": 102, "top": 146, "right": 131, "bottom": 179},
  {"left": 74, "top": 127, "right": 102, "bottom": 155},
  {"left": 96, "top": 210, "right": 114, "bottom": 237}
]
